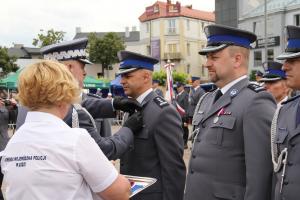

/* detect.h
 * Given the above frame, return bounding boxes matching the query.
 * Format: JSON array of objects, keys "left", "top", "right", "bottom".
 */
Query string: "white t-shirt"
[{"left": 1, "top": 111, "right": 118, "bottom": 200}]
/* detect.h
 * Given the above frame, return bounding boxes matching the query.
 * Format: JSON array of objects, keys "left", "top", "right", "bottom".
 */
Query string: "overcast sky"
[{"left": 0, "top": 0, "right": 215, "bottom": 48}]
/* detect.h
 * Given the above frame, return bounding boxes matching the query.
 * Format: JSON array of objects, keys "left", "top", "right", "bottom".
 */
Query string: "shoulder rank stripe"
[
  {"left": 154, "top": 96, "right": 169, "bottom": 108},
  {"left": 247, "top": 83, "right": 265, "bottom": 93}
]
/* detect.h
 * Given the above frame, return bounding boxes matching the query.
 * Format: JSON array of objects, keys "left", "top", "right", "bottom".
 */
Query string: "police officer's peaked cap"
[
  {"left": 117, "top": 50, "right": 159, "bottom": 75},
  {"left": 153, "top": 79, "right": 160, "bottom": 84},
  {"left": 259, "top": 61, "right": 285, "bottom": 82},
  {"left": 40, "top": 38, "right": 93, "bottom": 64},
  {"left": 176, "top": 82, "right": 185, "bottom": 87},
  {"left": 255, "top": 70, "right": 263, "bottom": 77},
  {"left": 277, "top": 26, "right": 300, "bottom": 60},
  {"left": 191, "top": 76, "right": 200, "bottom": 82},
  {"left": 199, "top": 24, "right": 257, "bottom": 55}
]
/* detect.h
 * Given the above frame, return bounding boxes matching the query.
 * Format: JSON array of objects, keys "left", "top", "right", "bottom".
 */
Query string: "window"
[
  {"left": 187, "top": 64, "right": 190, "bottom": 74},
  {"left": 168, "top": 19, "right": 176, "bottom": 34},
  {"left": 187, "top": 19, "right": 190, "bottom": 31},
  {"left": 168, "top": 44, "right": 177, "bottom": 53},
  {"left": 254, "top": 51, "right": 262, "bottom": 67},
  {"left": 147, "top": 45, "right": 151, "bottom": 55},
  {"left": 295, "top": 14, "right": 300, "bottom": 26},
  {"left": 146, "top": 23, "right": 150, "bottom": 33},
  {"left": 154, "top": 5, "right": 159, "bottom": 13},
  {"left": 187, "top": 43, "right": 191, "bottom": 56},
  {"left": 201, "top": 22, "right": 205, "bottom": 30},
  {"left": 253, "top": 22, "right": 257, "bottom": 34},
  {"left": 268, "top": 49, "right": 274, "bottom": 61}
]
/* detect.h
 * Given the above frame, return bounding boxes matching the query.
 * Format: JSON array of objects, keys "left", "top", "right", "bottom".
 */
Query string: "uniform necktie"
[{"left": 213, "top": 90, "right": 223, "bottom": 103}]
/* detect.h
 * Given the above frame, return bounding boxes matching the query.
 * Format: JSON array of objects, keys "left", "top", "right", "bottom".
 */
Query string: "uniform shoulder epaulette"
[
  {"left": 87, "top": 93, "right": 102, "bottom": 99},
  {"left": 153, "top": 96, "right": 169, "bottom": 108},
  {"left": 282, "top": 94, "right": 300, "bottom": 104},
  {"left": 247, "top": 83, "right": 265, "bottom": 93}
]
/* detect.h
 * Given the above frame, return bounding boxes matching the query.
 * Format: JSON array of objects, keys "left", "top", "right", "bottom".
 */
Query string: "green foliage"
[
  {"left": 153, "top": 70, "right": 188, "bottom": 85},
  {"left": 153, "top": 70, "right": 166, "bottom": 85},
  {"left": 249, "top": 70, "right": 256, "bottom": 81},
  {"left": 173, "top": 71, "right": 188, "bottom": 84},
  {"left": 32, "top": 29, "right": 65, "bottom": 47},
  {"left": 0, "top": 46, "right": 18, "bottom": 77},
  {"left": 88, "top": 32, "right": 125, "bottom": 74}
]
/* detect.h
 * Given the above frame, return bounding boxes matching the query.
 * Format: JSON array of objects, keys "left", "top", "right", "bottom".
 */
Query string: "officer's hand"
[
  {"left": 123, "top": 111, "right": 143, "bottom": 134},
  {"left": 113, "top": 96, "right": 142, "bottom": 114}
]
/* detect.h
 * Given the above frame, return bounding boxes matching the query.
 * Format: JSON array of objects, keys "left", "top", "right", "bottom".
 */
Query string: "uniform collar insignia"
[{"left": 230, "top": 89, "right": 238, "bottom": 97}]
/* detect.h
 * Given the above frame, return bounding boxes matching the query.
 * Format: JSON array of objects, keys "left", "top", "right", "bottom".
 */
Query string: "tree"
[
  {"left": 249, "top": 70, "right": 256, "bottom": 81},
  {"left": 32, "top": 29, "right": 65, "bottom": 47},
  {"left": 88, "top": 32, "right": 125, "bottom": 77},
  {"left": 153, "top": 70, "right": 188, "bottom": 86},
  {"left": 0, "top": 46, "right": 18, "bottom": 77}
]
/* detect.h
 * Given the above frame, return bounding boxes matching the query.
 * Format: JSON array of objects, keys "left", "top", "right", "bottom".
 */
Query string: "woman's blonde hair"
[{"left": 18, "top": 60, "right": 80, "bottom": 110}]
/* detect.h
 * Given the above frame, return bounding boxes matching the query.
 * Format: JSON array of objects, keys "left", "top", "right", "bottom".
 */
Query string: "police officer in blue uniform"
[
  {"left": 188, "top": 76, "right": 205, "bottom": 121},
  {"left": 259, "top": 61, "right": 290, "bottom": 105},
  {"left": 272, "top": 25, "right": 300, "bottom": 200},
  {"left": 184, "top": 25, "right": 276, "bottom": 200},
  {"left": 176, "top": 82, "right": 189, "bottom": 148},
  {"left": 16, "top": 38, "right": 143, "bottom": 160},
  {"left": 117, "top": 50, "right": 186, "bottom": 200}
]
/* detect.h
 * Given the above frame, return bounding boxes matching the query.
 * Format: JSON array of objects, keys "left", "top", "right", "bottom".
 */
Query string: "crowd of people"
[{"left": 0, "top": 24, "right": 300, "bottom": 200}]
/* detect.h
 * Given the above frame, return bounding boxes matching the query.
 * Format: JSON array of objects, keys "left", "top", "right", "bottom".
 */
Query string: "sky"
[{"left": 0, "top": 0, "right": 215, "bottom": 48}]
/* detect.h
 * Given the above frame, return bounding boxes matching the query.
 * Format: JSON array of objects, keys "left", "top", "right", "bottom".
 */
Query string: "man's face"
[
  {"left": 205, "top": 48, "right": 235, "bottom": 88},
  {"left": 282, "top": 58, "right": 300, "bottom": 89},
  {"left": 120, "top": 69, "right": 148, "bottom": 98},
  {"left": 66, "top": 60, "right": 86, "bottom": 88},
  {"left": 192, "top": 80, "right": 200, "bottom": 87},
  {"left": 263, "top": 80, "right": 289, "bottom": 102}
]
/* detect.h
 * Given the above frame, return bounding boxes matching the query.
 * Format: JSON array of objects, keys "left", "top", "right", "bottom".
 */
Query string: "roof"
[
  {"left": 241, "top": 0, "right": 300, "bottom": 19},
  {"left": 74, "top": 31, "right": 140, "bottom": 42},
  {"left": 8, "top": 46, "right": 41, "bottom": 58},
  {"left": 139, "top": 1, "right": 215, "bottom": 22}
]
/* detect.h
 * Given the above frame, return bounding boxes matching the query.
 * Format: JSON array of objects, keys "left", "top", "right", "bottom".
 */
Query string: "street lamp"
[{"left": 264, "top": 0, "right": 268, "bottom": 62}]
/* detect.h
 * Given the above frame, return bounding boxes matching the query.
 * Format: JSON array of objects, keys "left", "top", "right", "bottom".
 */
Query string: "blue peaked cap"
[
  {"left": 199, "top": 25, "right": 257, "bottom": 55},
  {"left": 277, "top": 26, "right": 300, "bottom": 60},
  {"left": 260, "top": 61, "right": 285, "bottom": 82},
  {"left": 117, "top": 50, "right": 159, "bottom": 75}
]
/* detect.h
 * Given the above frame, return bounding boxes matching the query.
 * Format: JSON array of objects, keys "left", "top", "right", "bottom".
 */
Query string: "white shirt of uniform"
[
  {"left": 136, "top": 88, "right": 153, "bottom": 104},
  {"left": 220, "top": 75, "right": 248, "bottom": 94},
  {"left": 1, "top": 111, "right": 118, "bottom": 200}
]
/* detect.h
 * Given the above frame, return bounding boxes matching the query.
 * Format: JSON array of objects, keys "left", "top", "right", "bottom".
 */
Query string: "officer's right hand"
[{"left": 123, "top": 111, "right": 143, "bottom": 134}]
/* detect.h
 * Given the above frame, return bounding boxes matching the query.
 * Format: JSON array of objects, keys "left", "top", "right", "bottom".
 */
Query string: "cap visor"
[
  {"left": 198, "top": 44, "right": 229, "bottom": 55},
  {"left": 277, "top": 52, "right": 300, "bottom": 60},
  {"left": 117, "top": 68, "right": 138, "bottom": 75},
  {"left": 79, "top": 58, "right": 93, "bottom": 65},
  {"left": 259, "top": 77, "right": 282, "bottom": 82}
]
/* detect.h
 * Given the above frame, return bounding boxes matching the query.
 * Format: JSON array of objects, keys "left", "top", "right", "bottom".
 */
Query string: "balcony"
[{"left": 163, "top": 52, "right": 182, "bottom": 60}]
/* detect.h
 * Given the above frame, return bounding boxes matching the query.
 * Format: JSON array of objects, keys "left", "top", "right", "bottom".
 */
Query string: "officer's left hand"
[{"left": 113, "top": 96, "right": 142, "bottom": 114}]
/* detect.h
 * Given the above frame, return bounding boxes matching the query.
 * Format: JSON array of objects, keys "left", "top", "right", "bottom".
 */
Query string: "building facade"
[
  {"left": 215, "top": 0, "right": 238, "bottom": 27},
  {"left": 239, "top": 0, "right": 300, "bottom": 73},
  {"left": 138, "top": 0, "right": 215, "bottom": 80}
]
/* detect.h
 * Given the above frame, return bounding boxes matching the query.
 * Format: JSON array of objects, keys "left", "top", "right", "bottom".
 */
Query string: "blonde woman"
[{"left": 1, "top": 60, "right": 130, "bottom": 200}]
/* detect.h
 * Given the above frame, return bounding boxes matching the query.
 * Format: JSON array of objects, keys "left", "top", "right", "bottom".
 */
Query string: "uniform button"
[
  {"left": 288, "top": 162, "right": 293, "bottom": 166},
  {"left": 283, "top": 180, "right": 289, "bottom": 185},
  {"left": 190, "top": 170, "right": 194, "bottom": 174}
]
